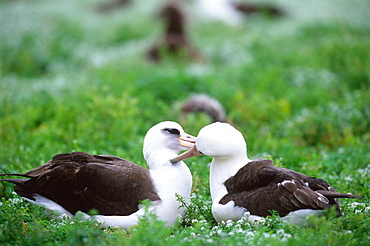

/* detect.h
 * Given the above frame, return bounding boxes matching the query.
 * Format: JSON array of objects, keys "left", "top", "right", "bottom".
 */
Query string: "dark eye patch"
[{"left": 164, "top": 128, "right": 180, "bottom": 135}]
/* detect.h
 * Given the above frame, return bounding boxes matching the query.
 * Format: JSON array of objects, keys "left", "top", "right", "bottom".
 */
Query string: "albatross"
[
  {"left": 0, "top": 121, "right": 195, "bottom": 229},
  {"left": 171, "top": 122, "right": 362, "bottom": 225},
  {"left": 147, "top": 1, "right": 203, "bottom": 63}
]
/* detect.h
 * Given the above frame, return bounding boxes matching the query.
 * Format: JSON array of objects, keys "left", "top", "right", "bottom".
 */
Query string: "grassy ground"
[{"left": 1, "top": 0, "right": 369, "bottom": 245}]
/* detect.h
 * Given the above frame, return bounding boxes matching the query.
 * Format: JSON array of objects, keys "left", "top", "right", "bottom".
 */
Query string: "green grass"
[{"left": 1, "top": 0, "right": 369, "bottom": 245}]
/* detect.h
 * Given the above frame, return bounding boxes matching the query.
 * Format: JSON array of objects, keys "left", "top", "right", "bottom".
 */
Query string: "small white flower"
[
  {"left": 349, "top": 202, "right": 365, "bottom": 208},
  {"left": 225, "top": 220, "right": 233, "bottom": 227},
  {"left": 235, "top": 228, "right": 244, "bottom": 233},
  {"left": 9, "top": 197, "right": 23, "bottom": 204},
  {"left": 344, "top": 176, "right": 353, "bottom": 181}
]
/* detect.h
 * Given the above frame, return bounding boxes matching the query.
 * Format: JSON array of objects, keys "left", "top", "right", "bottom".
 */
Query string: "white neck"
[
  {"left": 210, "top": 155, "right": 250, "bottom": 202},
  {"left": 145, "top": 148, "right": 179, "bottom": 169}
]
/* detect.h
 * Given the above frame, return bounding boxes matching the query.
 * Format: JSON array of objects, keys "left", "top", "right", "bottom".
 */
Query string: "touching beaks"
[
  {"left": 171, "top": 144, "right": 203, "bottom": 163},
  {"left": 178, "top": 134, "right": 197, "bottom": 148}
]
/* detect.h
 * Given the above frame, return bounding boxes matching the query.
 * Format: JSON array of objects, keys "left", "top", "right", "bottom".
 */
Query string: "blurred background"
[{"left": 1, "top": 0, "right": 369, "bottom": 174}]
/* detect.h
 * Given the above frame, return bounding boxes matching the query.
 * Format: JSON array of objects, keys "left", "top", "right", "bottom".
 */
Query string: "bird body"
[
  {"left": 147, "top": 1, "right": 203, "bottom": 62},
  {"left": 1, "top": 121, "right": 194, "bottom": 229},
  {"left": 172, "top": 122, "right": 361, "bottom": 225},
  {"left": 180, "top": 94, "right": 227, "bottom": 123}
]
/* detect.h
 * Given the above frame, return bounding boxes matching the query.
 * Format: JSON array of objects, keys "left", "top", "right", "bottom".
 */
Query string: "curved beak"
[{"left": 171, "top": 135, "right": 203, "bottom": 163}]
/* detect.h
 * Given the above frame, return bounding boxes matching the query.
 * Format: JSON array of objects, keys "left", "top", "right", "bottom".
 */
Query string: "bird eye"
[{"left": 164, "top": 128, "right": 180, "bottom": 135}]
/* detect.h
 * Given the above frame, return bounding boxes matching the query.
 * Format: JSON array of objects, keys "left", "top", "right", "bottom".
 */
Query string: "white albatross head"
[
  {"left": 143, "top": 121, "right": 196, "bottom": 169},
  {"left": 196, "top": 122, "right": 247, "bottom": 158},
  {"left": 170, "top": 122, "right": 248, "bottom": 163}
]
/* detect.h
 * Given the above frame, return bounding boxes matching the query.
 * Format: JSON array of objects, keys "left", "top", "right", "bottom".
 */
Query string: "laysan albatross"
[
  {"left": 0, "top": 121, "right": 195, "bottom": 229},
  {"left": 171, "top": 122, "right": 362, "bottom": 225}
]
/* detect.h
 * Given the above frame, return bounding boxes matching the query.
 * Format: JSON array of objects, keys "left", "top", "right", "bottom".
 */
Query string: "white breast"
[{"left": 150, "top": 161, "right": 192, "bottom": 226}]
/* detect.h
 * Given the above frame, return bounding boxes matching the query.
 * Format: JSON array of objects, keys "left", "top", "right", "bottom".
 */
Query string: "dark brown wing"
[
  {"left": 1, "top": 152, "right": 160, "bottom": 216},
  {"left": 223, "top": 159, "right": 276, "bottom": 193},
  {"left": 221, "top": 159, "right": 359, "bottom": 217}
]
